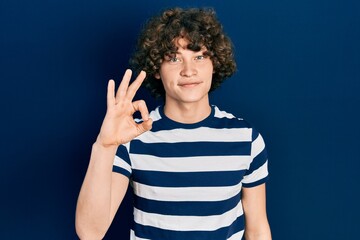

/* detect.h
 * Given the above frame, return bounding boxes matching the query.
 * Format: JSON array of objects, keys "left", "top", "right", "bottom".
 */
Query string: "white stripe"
[
  {"left": 114, "top": 155, "right": 132, "bottom": 174},
  {"left": 134, "top": 107, "right": 162, "bottom": 124},
  {"left": 138, "top": 127, "right": 252, "bottom": 143},
  {"left": 131, "top": 154, "right": 251, "bottom": 172},
  {"left": 242, "top": 161, "right": 268, "bottom": 184},
  {"left": 133, "top": 200, "right": 244, "bottom": 231},
  {"left": 251, "top": 133, "right": 265, "bottom": 158},
  {"left": 214, "top": 106, "right": 236, "bottom": 119},
  {"left": 227, "top": 230, "right": 244, "bottom": 240},
  {"left": 149, "top": 107, "right": 162, "bottom": 122},
  {"left": 133, "top": 181, "right": 242, "bottom": 202},
  {"left": 130, "top": 230, "right": 149, "bottom": 240}
]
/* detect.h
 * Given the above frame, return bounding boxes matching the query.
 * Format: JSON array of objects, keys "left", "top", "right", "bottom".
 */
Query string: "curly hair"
[{"left": 130, "top": 7, "right": 236, "bottom": 99}]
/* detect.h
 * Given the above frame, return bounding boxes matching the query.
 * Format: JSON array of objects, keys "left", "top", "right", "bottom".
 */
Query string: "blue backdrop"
[{"left": 1, "top": 0, "right": 359, "bottom": 239}]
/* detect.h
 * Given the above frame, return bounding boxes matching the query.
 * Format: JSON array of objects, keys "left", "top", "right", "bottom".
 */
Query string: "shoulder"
[
  {"left": 212, "top": 105, "right": 252, "bottom": 128},
  {"left": 212, "top": 105, "right": 265, "bottom": 142}
]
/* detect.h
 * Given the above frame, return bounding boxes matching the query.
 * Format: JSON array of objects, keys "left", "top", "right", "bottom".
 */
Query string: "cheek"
[
  {"left": 205, "top": 61, "right": 214, "bottom": 74},
  {"left": 207, "top": 65, "right": 214, "bottom": 79},
  {"left": 159, "top": 65, "right": 175, "bottom": 78},
  {"left": 160, "top": 74, "right": 176, "bottom": 90}
]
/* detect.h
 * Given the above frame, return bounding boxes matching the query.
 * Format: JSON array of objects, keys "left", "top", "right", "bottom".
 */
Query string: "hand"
[{"left": 96, "top": 69, "right": 153, "bottom": 147}]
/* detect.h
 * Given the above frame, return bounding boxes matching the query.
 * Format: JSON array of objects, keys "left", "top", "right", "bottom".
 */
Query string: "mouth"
[{"left": 178, "top": 82, "right": 202, "bottom": 88}]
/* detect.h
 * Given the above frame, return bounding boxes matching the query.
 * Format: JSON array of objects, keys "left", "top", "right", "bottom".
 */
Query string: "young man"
[{"left": 76, "top": 8, "right": 271, "bottom": 240}]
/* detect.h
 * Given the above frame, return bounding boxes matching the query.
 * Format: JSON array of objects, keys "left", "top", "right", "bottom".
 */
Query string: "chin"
[{"left": 180, "top": 95, "right": 208, "bottom": 103}]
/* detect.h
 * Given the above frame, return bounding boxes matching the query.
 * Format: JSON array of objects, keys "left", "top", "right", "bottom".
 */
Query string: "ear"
[{"left": 154, "top": 73, "right": 161, "bottom": 79}]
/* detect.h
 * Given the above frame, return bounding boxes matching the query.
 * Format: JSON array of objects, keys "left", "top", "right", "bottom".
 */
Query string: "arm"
[
  {"left": 75, "top": 70, "right": 152, "bottom": 239},
  {"left": 242, "top": 183, "right": 272, "bottom": 240}
]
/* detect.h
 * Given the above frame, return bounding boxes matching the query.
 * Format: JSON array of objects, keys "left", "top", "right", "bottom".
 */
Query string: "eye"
[
  {"left": 169, "top": 57, "right": 180, "bottom": 63},
  {"left": 195, "top": 55, "right": 205, "bottom": 60}
]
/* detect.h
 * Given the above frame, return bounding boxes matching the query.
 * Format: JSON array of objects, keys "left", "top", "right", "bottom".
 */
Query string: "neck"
[{"left": 163, "top": 98, "right": 211, "bottom": 124}]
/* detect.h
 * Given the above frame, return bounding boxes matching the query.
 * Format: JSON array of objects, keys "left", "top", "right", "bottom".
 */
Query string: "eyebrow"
[{"left": 173, "top": 48, "right": 207, "bottom": 54}]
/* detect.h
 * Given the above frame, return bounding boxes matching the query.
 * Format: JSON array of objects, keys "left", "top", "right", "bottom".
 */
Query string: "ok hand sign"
[{"left": 97, "top": 69, "right": 153, "bottom": 148}]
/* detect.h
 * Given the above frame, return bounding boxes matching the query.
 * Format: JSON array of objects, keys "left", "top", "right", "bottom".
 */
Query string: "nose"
[{"left": 180, "top": 60, "right": 197, "bottom": 77}]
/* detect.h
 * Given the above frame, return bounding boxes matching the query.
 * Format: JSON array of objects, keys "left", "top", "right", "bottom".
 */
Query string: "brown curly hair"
[{"left": 130, "top": 7, "right": 236, "bottom": 99}]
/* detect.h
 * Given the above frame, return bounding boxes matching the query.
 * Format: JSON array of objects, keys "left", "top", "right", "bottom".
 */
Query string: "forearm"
[
  {"left": 242, "top": 184, "right": 272, "bottom": 240},
  {"left": 75, "top": 141, "right": 117, "bottom": 239},
  {"left": 245, "top": 233, "right": 272, "bottom": 240},
  {"left": 244, "top": 221, "right": 272, "bottom": 240},
  {"left": 75, "top": 70, "right": 151, "bottom": 239}
]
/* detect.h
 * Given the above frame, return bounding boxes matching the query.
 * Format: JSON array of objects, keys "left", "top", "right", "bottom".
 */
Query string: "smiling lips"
[{"left": 178, "top": 81, "right": 202, "bottom": 88}]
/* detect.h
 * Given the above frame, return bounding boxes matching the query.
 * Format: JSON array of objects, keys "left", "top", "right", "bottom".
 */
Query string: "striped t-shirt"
[{"left": 113, "top": 105, "right": 269, "bottom": 240}]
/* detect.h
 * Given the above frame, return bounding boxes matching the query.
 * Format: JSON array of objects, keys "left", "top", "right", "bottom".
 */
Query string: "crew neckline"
[{"left": 157, "top": 105, "right": 215, "bottom": 129}]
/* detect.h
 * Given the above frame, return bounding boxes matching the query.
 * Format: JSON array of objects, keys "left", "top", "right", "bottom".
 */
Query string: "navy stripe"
[
  {"left": 150, "top": 105, "right": 216, "bottom": 131},
  {"left": 151, "top": 116, "right": 252, "bottom": 132},
  {"left": 150, "top": 105, "right": 253, "bottom": 132},
  {"left": 116, "top": 145, "right": 131, "bottom": 165},
  {"left": 242, "top": 176, "right": 269, "bottom": 188},
  {"left": 132, "top": 169, "right": 246, "bottom": 187},
  {"left": 113, "top": 166, "right": 131, "bottom": 178},
  {"left": 130, "top": 141, "right": 251, "bottom": 157},
  {"left": 246, "top": 149, "right": 268, "bottom": 176},
  {"left": 132, "top": 214, "right": 244, "bottom": 240},
  {"left": 211, "top": 117, "right": 252, "bottom": 130},
  {"left": 251, "top": 129, "right": 259, "bottom": 141},
  {"left": 133, "top": 191, "right": 242, "bottom": 216}
]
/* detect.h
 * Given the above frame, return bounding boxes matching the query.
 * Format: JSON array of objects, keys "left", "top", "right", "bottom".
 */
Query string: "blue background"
[{"left": 1, "top": 0, "right": 359, "bottom": 239}]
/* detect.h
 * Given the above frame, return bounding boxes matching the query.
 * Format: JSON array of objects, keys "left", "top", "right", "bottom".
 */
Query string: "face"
[{"left": 155, "top": 38, "right": 214, "bottom": 105}]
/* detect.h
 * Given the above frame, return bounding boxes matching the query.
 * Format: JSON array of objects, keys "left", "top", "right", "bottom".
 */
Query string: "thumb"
[{"left": 137, "top": 118, "right": 153, "bottom": 134}]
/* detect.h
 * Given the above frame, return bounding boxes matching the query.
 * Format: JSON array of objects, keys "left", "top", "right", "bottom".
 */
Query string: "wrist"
[
  {"left": 93, "top": 140, "right": 118, "bottom": 153},
  {"left": 89, "top": 140, "right": 118, "bottom": 170}
]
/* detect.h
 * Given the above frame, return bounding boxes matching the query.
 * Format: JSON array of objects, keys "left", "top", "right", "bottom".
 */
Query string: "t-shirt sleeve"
[
  {"left": 112, "top": 143, "right": 132, "bottom": 178},
  {"left": 242, "top": 129, "right": 269, "bottom": 188}
]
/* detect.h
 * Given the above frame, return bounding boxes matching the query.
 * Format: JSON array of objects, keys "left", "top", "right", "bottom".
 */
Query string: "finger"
[
  {"left": 126, "top": 70, "right": 146, "bottom": 100},
  {"left": 132, "top": 99, "right": 153, "bottom": 134},
  {"left": 138, "top": 118, "right": 153, "bottom": 132},
  {"left": 107, "top": 79, "right": 115, "bottom": 108},
  {"left": 115, "top": 69, "right": 132, "bottom": 102},
  {"left": 132, "top": 100, "right": 150, "bottom": 121}
]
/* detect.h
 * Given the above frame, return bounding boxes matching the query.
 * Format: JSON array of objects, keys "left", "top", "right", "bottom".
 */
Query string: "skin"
[
  {"left": 243, "top": 184, "right": 272, "bottom": 239},
  {"left": 75, "top": 70, "right": 151, "bottom": 239},
  {"left": 75, "top": 38, "right": 271, "bottom": 240},
  {"left": 155, "top": 38, "right": 213, "bottom": 123}
]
